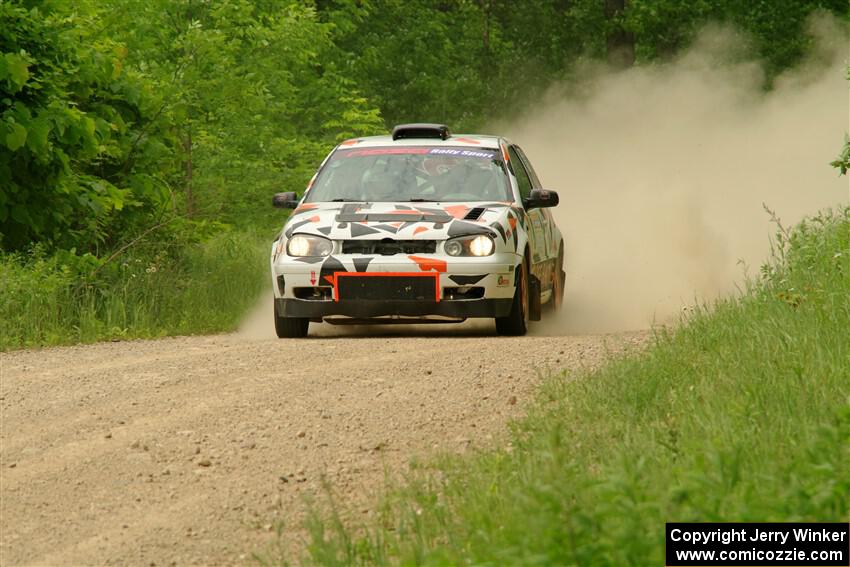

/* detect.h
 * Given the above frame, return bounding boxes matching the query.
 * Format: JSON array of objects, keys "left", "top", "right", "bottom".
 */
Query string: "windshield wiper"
[
  {"left": 407, "top": 198, "right": 439, "bottom": 202},
  {"left": 330, "top": 198, "right": 358, "bottom": 202}
]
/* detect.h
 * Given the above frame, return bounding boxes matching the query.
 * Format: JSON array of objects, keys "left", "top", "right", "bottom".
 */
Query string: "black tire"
[
  {"left": 553, "top": 243, "right": 565, "bottom": 311},
  {"left": 274, "top": 302, "right": 309, "bottom": 338},
  {"left": 496, "top": 257, "right": 529, "bottom": 336}
]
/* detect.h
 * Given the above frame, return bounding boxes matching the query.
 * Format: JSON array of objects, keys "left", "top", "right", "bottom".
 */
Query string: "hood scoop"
[{"left": 463, "top": 207, "right": 486, "bottom": 221}]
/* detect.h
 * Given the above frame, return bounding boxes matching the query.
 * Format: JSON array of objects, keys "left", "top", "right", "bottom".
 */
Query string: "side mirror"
[
  {"left": 272, "top": 191, "right": 299, "bottom": 209},
  {"left": 524, "top": 189, "right": 559, "bottom": 210}
]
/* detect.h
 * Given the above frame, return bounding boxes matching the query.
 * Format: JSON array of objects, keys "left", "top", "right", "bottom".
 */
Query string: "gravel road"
[{"left": 0, "top": 324, "right": 647, "bottom": 566}]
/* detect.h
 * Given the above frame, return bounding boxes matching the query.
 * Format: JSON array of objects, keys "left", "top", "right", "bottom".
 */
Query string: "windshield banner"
[{"left": 338, "top": 147, "right": 497, "bottom": 159}]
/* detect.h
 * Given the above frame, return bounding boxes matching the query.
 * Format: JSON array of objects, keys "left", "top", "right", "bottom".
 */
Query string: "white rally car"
[{"left": 270, "top": 123, "right": 564, "bottom": 337}]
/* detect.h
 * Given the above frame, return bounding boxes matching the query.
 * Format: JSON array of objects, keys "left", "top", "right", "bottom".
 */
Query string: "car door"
[
  {"left": 515, "top": 146, "right": 555, "bottom": 263},
  {"left": 507, "top": 145, "right": 546, "bottom": 266}
]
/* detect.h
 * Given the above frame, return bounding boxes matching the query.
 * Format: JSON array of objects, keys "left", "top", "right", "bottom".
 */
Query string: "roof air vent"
[{"left": 391, "top": 123, "right": 451, "bottom": 141}]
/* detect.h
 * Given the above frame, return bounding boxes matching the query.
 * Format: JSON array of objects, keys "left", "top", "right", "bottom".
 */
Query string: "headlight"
[
  {"left": 444, "top": 234, "right": 495, "bottom": 257},
  {"left": 469, "top": 235, "right": 494, "bottom": 256},
  {"left": 286, "top": 234, "right": 333, "bottom": 257}
]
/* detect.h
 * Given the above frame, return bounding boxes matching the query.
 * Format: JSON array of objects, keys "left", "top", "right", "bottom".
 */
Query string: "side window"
[
  {"left": 515, "top": 146, "right": 542, "bottom": 188},
  {"left": 508, "top": 146, "right": 533, "bottom": 200}
]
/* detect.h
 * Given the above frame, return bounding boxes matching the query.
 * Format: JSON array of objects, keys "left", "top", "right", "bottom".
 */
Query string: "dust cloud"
[
  {"left": 237, "top": 291, "right": 277, "bottom": 339},
  {"left": 505, "top": 16, "right": 849, "bottom": 333}
]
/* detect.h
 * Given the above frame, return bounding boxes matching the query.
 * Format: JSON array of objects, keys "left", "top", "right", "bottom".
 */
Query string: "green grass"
[
  {"left": 286, "top": 207, "right": 849, "bottom": 566},
  {"left": 0, "top": 229, "right": 270, "bottom": 350}
]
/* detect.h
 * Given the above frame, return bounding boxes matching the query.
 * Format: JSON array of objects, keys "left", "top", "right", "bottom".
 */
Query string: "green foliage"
[
  {"left": 104, "top": 0, "right": 384, "bottom": 227},
  {"left": 317, "top": 0, "right": 607, "bottom": 130},
  {"left": 625, "top": 0, "right": 850, "bottom": 73},
  {"left": 0, "top": 229, "right": 269, "bottom": 349},
  {"left": 832, "top": 66, "right": 850, "bottom": 175},
  {"left": 832, "top": 134, "right": 850, "bottom": 175},
  {"left": 0, "top": 2, "right": 175, "bottom": 252},
  {"left": 292, "top": 208, "right": 850, "bottom": 565},
  {"left": 1, "top": 0, "right": 386, "bottom": 253}
]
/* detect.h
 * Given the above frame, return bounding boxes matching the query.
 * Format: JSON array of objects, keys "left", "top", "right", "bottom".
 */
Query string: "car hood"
[{"left": 282, "top": 201, "right": 523, "bottom": 247}]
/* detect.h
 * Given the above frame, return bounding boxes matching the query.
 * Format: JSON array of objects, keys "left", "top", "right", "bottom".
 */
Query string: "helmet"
[{"left": 361, "top": 170, "right": 401, "bottom": 201}]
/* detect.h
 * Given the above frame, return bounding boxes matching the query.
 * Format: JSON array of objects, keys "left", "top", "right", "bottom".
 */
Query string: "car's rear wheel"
[
  {"left": 496, "top": 257, "right": 529, "bottom": 336},
  {"left": 274, "top": 302, "right": 309, "bottom": 338},
  {"left": 553, "top": 243, "right": 565, "bottom": 310}
]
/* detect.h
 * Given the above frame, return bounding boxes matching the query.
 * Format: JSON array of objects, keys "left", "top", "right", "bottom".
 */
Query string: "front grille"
[
  {"left": 341, "top": 239, "right": 436, "bottom": 255},
  {"left": 336, "top": 274, "right": 438, "bottom": 301}
]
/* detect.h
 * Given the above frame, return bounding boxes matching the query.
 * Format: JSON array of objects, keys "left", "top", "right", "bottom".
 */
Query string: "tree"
[
  {"left": 626, "top": 0, "right": 848, "bottom": 77},
  {"left": 0, "top": 2, "right": 174, "bottom": 251},
  {"left": 106, "top": 0, "right": 384, "bottom": 224}
]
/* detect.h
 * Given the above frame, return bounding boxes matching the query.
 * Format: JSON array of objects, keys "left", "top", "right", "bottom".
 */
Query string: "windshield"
[{"left": 304, "top": 147, "right": 512, "bottom": 203}]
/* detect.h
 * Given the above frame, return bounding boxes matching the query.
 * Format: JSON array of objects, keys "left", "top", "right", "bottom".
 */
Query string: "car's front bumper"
[
  {"left": 275, "top": 297, "right": 513, "bottom": 319},
  {"left": 271, "top": 253, "right": 519, "bottom": 321}
]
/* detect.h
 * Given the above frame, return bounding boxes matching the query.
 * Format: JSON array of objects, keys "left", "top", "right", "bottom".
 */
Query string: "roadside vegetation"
[
  {"left": 291, "top": 207, "right": 850, "bottom": 565},
  {"left": 2, "top": 0, "right": 846, "bottom": 349},
  {"left": 0, "top": 229, "right": 268, "bottom": 348}
]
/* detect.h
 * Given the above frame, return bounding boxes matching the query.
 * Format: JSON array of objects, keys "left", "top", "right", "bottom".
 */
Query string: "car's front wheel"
[
  {"left": 496, "top": 258, "right": 529, "bottom": 336},
  {"left": 274, "top": 302, "right": 309, "bottom": 338}
]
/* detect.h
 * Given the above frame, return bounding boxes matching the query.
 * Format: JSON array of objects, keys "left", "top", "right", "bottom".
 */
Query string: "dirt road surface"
[{"left": 1, "top": 324, "right": 646, "bottom": 566}]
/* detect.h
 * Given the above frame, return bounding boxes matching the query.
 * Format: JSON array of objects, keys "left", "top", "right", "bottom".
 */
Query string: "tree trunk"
[{"left": 605, "top": 0, "right": 635, "bottom": 69}]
